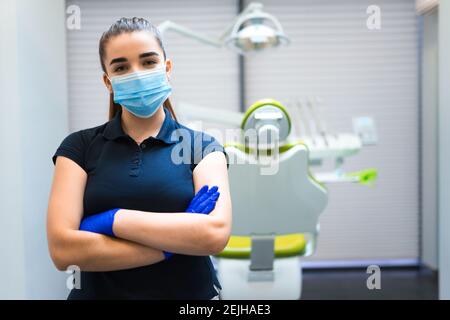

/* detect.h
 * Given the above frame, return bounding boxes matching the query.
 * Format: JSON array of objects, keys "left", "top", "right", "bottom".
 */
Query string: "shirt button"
[{"left": 141, "top": 143, "right": 146, "bottom": 149}]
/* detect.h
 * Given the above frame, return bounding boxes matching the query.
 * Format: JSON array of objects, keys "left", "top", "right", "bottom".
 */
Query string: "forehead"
[{"left": 104, "top": 31, "right": 163, "bottom": 62}]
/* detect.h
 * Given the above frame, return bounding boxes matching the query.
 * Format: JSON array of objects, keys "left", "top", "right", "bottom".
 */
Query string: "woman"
[{"left": 46, "top": 17, "right": 232, "bottom": 300}]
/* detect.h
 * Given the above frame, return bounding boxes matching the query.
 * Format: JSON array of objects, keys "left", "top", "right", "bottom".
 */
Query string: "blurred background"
[{"left": 0, "top": 0, "right": 448, "bottom": 300}]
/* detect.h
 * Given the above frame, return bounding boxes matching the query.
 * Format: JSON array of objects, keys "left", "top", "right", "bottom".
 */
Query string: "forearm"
[
  {"left": 112, "top": 209, "right": 224, "bottom": 256},
  {"left": 50, "top": 229, "right": 165, "bottom": 272}
]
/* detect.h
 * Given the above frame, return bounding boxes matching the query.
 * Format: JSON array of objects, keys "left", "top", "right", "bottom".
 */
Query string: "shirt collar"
[{"left": 102, "top": 107, "right": 178, "bottom": 145}]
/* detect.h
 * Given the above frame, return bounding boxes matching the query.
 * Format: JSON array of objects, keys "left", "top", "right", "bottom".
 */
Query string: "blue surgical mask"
[{"left": 109, "top": 66, "right": 172, "bottom": 118}]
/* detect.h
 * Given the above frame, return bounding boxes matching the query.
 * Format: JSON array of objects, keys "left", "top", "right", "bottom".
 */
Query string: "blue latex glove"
[
  {"left": 163, "top": 185, "right": 220, "bottom": 259},
  {"left": 186, "top": 185, "right": 220, "bottom": 214},
  {"left": 80, "top": 208, "right": 175, "bottom": 260},
  {"left": 78, "top": 185, "right": 221, "bottom": 260},
  {"left": 79, "top": 208, "right": 121, "bottom": 237}
]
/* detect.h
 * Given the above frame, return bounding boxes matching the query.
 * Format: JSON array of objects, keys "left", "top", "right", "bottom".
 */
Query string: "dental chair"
[{"left": 213, "top": 99, "right": 328, "bottom": 300}]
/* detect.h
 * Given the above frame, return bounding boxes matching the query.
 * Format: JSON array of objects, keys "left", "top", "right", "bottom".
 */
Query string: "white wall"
[
  {"left": 439, "top": 0, "right": 450, "bottom": 300},
  {"left": 0, "top": 0, "right": 27, "bottom": 299},
  {"left": 0, "top": 0, "right": 68, "bottom": 299},
  {"left": 421, "top": 9, "right": 438, "bottom": 270}
]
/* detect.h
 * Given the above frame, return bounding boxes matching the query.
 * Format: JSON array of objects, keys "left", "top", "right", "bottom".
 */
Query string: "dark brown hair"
[{"left": 99, "top": 17, "right": 177, "bottom": 121}]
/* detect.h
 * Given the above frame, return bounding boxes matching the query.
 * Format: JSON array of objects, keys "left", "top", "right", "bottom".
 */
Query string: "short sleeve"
[
  {"left": 52, "top": 130, "right": 87, "bottom": 172},
  {"left": 191, "top": 131, "right": 230, "bottom": 172}
]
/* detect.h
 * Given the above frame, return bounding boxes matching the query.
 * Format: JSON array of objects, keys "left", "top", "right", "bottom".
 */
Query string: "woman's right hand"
[{"left": 185, "top": 185, "right": 220, "bottom": 215}]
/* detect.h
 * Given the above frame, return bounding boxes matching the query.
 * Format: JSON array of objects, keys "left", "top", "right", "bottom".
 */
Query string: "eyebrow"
[
  {"left": 109, "top": 52, "right": 160, "bottom": 66},
  {"left": 139, "top": 52, "right": 159, "bottom": 59}
]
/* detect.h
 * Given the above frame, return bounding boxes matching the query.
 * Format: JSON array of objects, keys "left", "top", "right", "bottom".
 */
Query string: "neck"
[{"left": 120, "top": 106, "right": 166, "bottom": 144}]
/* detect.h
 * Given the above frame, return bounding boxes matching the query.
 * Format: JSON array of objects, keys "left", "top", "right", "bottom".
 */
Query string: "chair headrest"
[{"left": 241, "top": 99, "right": 292, "bottom": 144}]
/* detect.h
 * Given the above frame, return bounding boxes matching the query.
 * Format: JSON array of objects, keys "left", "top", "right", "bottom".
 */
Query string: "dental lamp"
[{"left": 157, "top": 2, "right": 290, "bottom": 54}]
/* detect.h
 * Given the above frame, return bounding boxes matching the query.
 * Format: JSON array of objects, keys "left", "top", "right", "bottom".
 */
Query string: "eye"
[
  {"left": 143, "top": 60, "right": 157, "bottom": 66},
  {"left": 113, "top": 65, "right": 128, "bottom": 73}
]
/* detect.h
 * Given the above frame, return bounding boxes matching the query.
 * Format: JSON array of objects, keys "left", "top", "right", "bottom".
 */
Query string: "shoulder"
[
  {"left": 52, "top": 121, "right": 109, "bottom": 170},
  {"left": 59, "top": 122, "right": 107, "bottom": 151},
  {"left": 173, "top": 121, "right": 229, "bottom": 170},
  {"left": 174, "top": 122, "right": 223, "bottom": 151}
]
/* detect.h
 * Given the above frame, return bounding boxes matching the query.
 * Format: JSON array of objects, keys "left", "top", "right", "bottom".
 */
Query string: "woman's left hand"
[{"left": 185, "top": 185, "right": 220, "bottom": 215}]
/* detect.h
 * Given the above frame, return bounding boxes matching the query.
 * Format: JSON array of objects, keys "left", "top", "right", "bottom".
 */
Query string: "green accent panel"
[
  {"left": 241, "top": 99, "right": 292, "bottom": 135},
  {"left": 279, "top": 141, "right": 305, "bottom": 153},
  {"left": 224, "top": 141, "right": 252, "bottom": 153},
  {"left": 214, "top": 234, "right": 307, "bottom": 259},
  {"left": 223, "top": 141, "right": 305, "bottom": 155},
  {"left": 346, "top": 168, "right": 378, "bottom": 186}
]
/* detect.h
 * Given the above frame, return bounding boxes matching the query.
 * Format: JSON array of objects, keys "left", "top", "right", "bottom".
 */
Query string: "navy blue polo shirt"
[{"left": 52, "top": 106, "right": 229, "bottom": 300}]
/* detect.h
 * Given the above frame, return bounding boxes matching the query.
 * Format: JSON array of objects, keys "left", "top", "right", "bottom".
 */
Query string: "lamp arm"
[
  {"left": 157, "top": 20, "right": 222, "bottom": 48},
  {"left": 158, "top": 3, "right": 288, "bottom": 48}
]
